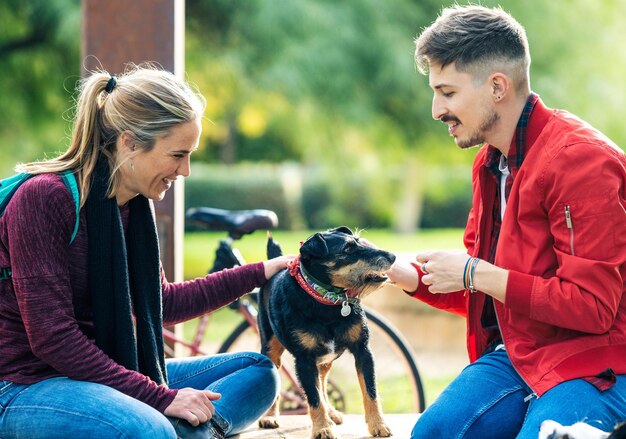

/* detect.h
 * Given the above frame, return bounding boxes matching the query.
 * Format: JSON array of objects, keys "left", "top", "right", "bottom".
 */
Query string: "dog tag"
[{"left": 341, "top": 301, "right": 352, "bottom": 317}]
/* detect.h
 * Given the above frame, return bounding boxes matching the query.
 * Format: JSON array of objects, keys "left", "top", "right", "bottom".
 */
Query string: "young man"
[{"left": 387, "top": 5, "right": 626, "bottom": 439}]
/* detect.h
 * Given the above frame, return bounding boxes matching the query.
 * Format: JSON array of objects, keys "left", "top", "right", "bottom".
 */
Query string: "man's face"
[{"left": 428, "top": 63, "right": 499, "bottom": 149}]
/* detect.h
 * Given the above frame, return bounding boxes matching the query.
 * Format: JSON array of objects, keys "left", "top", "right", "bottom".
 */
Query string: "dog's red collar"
[{"left": 287, "top": 257, "right": 359, "bottom": 311}]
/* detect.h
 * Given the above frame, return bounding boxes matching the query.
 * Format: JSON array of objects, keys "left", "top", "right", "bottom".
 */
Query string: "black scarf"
[{"left": 85, "top": 155, "right": 167, "bottom": 384}]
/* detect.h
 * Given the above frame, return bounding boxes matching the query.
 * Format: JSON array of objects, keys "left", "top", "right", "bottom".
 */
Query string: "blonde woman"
[{"left": 0, "top": 65, "right": 292, "bottom": 438}]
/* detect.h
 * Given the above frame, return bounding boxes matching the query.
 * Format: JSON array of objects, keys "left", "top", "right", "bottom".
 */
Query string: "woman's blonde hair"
[{"left": 16, "top": 63, "right": 206, "bottom": 207}]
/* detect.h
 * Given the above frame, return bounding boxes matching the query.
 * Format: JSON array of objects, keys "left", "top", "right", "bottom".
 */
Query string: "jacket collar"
[{"left": 484, "top": 93, "right": 552, "bottom": 177}]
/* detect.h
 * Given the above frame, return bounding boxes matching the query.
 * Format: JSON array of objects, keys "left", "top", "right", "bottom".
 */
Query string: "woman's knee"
[{"left": 251, "top": 353, "right": 280, "bottom": 396}]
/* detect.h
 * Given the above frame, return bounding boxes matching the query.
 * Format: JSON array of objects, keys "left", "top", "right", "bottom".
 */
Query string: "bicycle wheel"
[
  {"left": 361, "top": 308, "right": 425, "bottom": 413},
  {"left": 218, "top": 307, "right": 425, "bottom": 414}
]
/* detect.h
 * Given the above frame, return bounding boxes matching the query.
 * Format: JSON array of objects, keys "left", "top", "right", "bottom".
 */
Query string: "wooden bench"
[{"left": 233, "top": 414, "right": 417, "bottom": 438}]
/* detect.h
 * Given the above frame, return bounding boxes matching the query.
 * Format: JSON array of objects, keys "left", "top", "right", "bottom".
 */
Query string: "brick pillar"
[{"left": 81, "top": 0, "right": 185, "bottom": 283}]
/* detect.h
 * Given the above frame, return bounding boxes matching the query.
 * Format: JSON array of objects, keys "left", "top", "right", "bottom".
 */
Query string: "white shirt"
[{"left": 499, "top": 155, "right": 510, "bottom": 220}]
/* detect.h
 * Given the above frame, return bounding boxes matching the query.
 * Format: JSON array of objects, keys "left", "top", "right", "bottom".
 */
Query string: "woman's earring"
[{"left": 130, "top": 161, "right": 135, "bottom": 171}]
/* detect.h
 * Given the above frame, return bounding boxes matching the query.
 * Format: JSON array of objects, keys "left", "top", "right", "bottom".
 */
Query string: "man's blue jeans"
[
  {"left": 411, "top": 349, "right": 626, "bottom": 438},
  {"left": 0, "top": 352, "right": 279, "bottom": 438}
]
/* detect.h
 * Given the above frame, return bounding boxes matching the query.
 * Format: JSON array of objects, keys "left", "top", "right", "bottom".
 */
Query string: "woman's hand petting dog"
[
  {"left": 263, "top": 254, "right": 296, "bottom": 280},
  {"left": 164, "top": 387, "right": 221, "bottom": 426}
]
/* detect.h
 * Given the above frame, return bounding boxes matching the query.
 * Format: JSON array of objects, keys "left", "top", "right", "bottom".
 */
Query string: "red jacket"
[{"left": 410, "top": 98, "right": 626, "bottom": 396}]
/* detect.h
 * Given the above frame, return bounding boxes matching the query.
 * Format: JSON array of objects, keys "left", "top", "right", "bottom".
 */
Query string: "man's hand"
[
  {"left": 416, "top": 251, "right": 470, "bottom": 294},
  {"left": 417, "top": 250, "right": 508, "bottom": 302},
  {"left": 386, "top": 259, "right": 420, "bottom": 292},
  {"left": 164, "top": 388, "right": 221, "bottom": 426}
]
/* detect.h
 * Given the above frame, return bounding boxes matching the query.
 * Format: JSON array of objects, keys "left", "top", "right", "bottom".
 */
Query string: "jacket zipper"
[{"left": 564, "top": 205, "right": 575, "bottom": 256}]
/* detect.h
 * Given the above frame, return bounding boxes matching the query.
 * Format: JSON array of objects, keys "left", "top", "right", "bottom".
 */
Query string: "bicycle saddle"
[{"left": 185, "top": 207, "right": 278, "bottom": 238}]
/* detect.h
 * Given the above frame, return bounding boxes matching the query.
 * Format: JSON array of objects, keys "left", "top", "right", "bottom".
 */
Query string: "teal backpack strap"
[
  {"left": 0, "top": 173, "right": 33, "bottom": 280},
  {"left": 58, "top": 170, "right": 80, "bottom": 245},
  {"left": 0, "top": 171, "right": 80, "bottom": 280},
  {"left": 0, "top": 173, "right": 34, "bottom": 217}
]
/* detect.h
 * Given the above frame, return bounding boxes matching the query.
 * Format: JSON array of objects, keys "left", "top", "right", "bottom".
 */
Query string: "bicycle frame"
[
  {"left": 163, "top": 288, "right": 310, "bottom": 412},
  {"left": 162, "top": 292, "right": 255, "bottom": 357}
]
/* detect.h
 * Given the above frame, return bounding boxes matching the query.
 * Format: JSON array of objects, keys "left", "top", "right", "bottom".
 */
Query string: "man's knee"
[{"left": 410, "top": 410, "right": 445, "bottom": 439}]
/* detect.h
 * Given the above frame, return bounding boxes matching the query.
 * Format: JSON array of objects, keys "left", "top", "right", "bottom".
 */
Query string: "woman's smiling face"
[{"left": 117, "top": 118, "right": 201, "bottom": 205}]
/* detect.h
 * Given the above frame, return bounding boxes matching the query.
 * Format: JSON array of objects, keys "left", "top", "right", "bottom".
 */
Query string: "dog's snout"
[
  {"left": 376, "top": 251, "right": 396, "bottom": 267},
  {"left": 366, "top": 254, "right": 394, "bottom": 273}
]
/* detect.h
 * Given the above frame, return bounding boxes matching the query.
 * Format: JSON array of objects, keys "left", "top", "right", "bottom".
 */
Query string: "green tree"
[{"left": 0, "top": 0, "right": 80, "bottom": 177}]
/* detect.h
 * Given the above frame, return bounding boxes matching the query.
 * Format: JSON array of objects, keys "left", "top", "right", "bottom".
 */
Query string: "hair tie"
[{"left": 105, "top": 76, "right": 117, "bottom": 93}]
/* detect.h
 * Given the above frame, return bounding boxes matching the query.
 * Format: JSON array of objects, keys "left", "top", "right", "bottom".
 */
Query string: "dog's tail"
[{"left": 267, "top": 231, "right": 283, "bottom": 259}]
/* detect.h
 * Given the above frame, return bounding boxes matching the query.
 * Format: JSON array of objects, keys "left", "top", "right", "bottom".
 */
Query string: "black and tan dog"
[{"left": 257, "top": 226, "right": 396, "bottom": 439}]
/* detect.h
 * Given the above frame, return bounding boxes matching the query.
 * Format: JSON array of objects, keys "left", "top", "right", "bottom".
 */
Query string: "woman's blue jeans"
[
  {"left": 0, "top": 352, "right": 279, "bottom": 438},
  {"left": 411, "top": 349, "right": 626, "bottom": 438}
]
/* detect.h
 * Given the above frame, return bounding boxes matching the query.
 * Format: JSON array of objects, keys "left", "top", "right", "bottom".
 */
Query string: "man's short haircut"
[{"left": 415, "top": 5, "right": 530, "bottom": 90}]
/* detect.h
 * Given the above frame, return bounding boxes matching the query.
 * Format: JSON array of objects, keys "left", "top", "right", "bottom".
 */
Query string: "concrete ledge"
[{"left": 233, "top": 414, "right": 416, "bottom": 438}]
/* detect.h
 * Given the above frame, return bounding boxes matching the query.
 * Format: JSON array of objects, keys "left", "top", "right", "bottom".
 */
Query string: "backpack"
[{"left": 0, "top": 170, "right": 80, "bottom": 280}]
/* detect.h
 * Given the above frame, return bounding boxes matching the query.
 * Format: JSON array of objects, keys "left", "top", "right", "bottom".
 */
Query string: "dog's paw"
[
  {"left": 369, "top": 422, "right": 392, "bottom": 437},
  {"left": 312, "top": 426, "right": 337, "bottom": 439},
  {"left": 258, "top": 416, "right": 280, "bottom": 429},
  {"left": 328, "top": 408, "right": 343, "bottom": 425}
]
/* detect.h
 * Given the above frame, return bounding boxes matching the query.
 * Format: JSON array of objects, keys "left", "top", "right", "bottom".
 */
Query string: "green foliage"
[
  {"left": 2, "top": 0, "right": 626, "bottom": 229},
  {"left": 184, "top": 163, "right": 292, "bottom": 228},
  {"left": 0, "top": 0, "right": 80, "bottom": 177},
  {"left": 420, "top": 165, "right": 473, "bottom": 229},
  {"left": 301, "top": 166, "right": 393, "bottom": 230},
  {"left": 185, "top": 0, "right": 438, "bottom": 166},
  {"left": 184, "top": 163, "right": 470, "bottom": 231}
]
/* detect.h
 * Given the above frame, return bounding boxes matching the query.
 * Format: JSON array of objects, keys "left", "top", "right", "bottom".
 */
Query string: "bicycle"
[{"left": 163, "top": 206, "right": 426, "bottom": 415}]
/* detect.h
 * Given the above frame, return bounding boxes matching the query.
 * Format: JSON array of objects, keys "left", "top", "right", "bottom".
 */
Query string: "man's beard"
[{"left": 457, "top": 109, "right": 500, "bottom": 149}]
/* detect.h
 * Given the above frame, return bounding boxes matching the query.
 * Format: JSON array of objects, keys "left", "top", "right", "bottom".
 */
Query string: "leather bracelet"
[{"left": 462, "top": 257, "right": 472, "bottom": 290}]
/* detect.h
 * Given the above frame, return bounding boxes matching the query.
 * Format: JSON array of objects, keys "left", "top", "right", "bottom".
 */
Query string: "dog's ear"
[
  {"left": 300, "top": 233, "right": 329, "bottom": 259},
  {"left": 328, "top": 226, "right": 353, "bottom": 236}
]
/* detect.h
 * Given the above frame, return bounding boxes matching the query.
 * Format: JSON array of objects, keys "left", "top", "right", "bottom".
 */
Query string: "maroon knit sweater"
[{"left": 0, "top": 174, "right": 267, "bottom": 412}]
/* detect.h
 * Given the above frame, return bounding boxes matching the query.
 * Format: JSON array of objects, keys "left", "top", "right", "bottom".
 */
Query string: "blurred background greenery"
[
  {"left": 2, "top": 0, "right": 625, "bottom": 233},
  {"left": 4, "top": 0, "right": 624, "bottom": 409}
]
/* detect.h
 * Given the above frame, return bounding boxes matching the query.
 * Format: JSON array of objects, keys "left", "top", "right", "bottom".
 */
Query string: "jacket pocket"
[{"left": 554, "top": 194, "right": 618, "bottom": 260}]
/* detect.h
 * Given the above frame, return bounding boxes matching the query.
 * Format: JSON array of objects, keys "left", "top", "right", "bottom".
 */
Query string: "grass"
[{"left": 181, "top": 228, "right": 466, "bottom": 411}]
